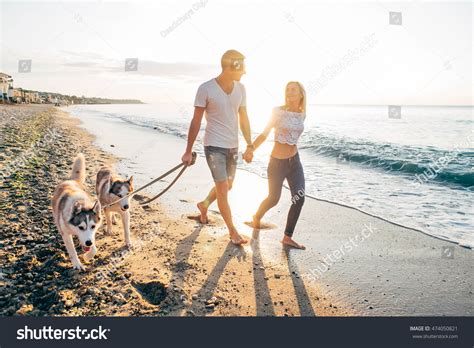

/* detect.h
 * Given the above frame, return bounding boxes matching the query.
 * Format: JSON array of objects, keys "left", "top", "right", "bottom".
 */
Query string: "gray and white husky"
[
  {"left": 96, "top": 167, "right": 134, "bottom": 248},
  {"left": 52, "top": 154, "right": 102, "bottom": 270}
]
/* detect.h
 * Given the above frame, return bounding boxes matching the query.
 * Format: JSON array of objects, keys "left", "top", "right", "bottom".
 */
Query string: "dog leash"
[{"left": 101, "top": 152, "right": 197, "bottom": 209}]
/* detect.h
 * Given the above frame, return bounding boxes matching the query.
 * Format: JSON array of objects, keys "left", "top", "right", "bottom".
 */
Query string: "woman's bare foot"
[
  {"left": 197, "top": 201, "right": 208, "bottom": 224},
  {"left": 281, "top": 235, "right": 306, "bottom": 249},
  {"left": 229, "top": 228, "right": 248, "bottom": 245}
]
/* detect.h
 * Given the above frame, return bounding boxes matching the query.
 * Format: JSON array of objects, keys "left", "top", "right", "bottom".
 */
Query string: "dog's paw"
[
  {"left": 125, "top": 242, "right": 133, "bottom": 250},
  {"left": 104, "top": 228, "right": 112, "bottom": 236},
  {"left": 72, "top": 262, "right": 86, "bottom": 271}
]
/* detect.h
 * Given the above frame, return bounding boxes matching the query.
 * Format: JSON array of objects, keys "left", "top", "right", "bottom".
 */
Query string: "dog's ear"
[
  {"left": 128, "top": 176, "right": 134, "bottom": 185},
  {"left": 92, "top": 200, "right": 101, "bottom": 215},
  {"left": 72, "top": 201, "right": 82, "bottom": 215}
]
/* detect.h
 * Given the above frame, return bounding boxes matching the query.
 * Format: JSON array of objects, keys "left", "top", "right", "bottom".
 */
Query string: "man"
[{"left": 181, "top": 50, "right": 254, "bottom": 245}]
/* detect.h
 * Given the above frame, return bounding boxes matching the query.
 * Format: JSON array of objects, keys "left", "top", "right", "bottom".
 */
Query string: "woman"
[{"left": 249, "top": 81, "right": 307, "bottom": 249}]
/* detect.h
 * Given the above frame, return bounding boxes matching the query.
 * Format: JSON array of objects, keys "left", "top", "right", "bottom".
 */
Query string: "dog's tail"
[{"left": 70, "top": 153, "right": 86, "bottom": 183}]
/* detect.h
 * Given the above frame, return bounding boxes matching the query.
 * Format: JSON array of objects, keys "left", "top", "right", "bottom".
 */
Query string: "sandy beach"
[{"left": 0, "top": 105, "right": 472, "bottom": 317}]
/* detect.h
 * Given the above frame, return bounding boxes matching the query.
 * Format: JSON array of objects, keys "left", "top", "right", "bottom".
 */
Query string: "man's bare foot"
[
  {"left": 281, "top": 235, "right": 306, "bottom": 249},
  {"left": 229, "top": 228, "right": 248, "bottom": 245},
  {"left": 197, "top": 201, "right": 208, "bottom": 224}
]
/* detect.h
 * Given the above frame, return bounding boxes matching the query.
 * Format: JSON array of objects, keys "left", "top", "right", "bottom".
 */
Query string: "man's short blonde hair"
[{"left": 221, "top": 50, "right": 245, "bottom": 69}]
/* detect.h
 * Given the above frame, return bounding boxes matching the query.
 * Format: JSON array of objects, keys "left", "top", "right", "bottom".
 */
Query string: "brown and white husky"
[
  {"left": 52, "top": 154, "right": 102, "bottom": 270},
  {"left": 96, "top": 167, "right": 134, "bottom": 248}
]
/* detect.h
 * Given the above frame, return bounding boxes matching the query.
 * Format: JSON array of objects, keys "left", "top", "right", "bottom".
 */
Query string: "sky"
[{"left": 0, "top": 0, "right": 472, "bottom": 107}]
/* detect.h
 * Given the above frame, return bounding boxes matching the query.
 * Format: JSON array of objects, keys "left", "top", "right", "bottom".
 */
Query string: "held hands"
[{"left": 243, "top": 147, "right": 254, "bottom": 163}]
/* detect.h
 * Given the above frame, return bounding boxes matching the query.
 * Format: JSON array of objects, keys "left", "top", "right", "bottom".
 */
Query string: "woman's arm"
[
  {"left": 252, "top": 133, "right": 268, "bottom": 151},
  {"left": 252, "top": 109, "right": 275, "bottom": 151}
]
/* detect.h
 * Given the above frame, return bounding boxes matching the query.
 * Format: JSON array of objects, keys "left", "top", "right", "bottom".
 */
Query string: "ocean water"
[{"left": 69, "top": 103, "right": 474, "bottom": 248}]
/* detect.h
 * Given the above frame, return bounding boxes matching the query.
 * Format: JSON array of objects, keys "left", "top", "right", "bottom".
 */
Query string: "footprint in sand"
[
  {"left": 132, "top": 194, "right": 147, "bottom": 201},
  {"left": 243, "top": 221, "right": 277, "bottom": 230},
  {"left": 132, "top": 281, "right": 167, "bottom": 305},
  {"left": 186, "top": 214, "right": 216, "bottom": 225}
]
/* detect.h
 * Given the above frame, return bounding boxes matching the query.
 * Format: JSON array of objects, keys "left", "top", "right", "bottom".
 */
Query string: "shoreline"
[
  {"left": 238, "top": 165, "right": 468, "bottom": 247},
  {"left": 1, "top": 104, "right": 472, "bottom": 317},
  {"left": 306, "top": 193, "right": 470, "bottom": 248}
]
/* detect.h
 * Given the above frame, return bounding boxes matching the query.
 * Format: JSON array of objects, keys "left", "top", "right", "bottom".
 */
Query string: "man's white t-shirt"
[{"left": 194, "top": 78, "right": 246, "bottom": 149}]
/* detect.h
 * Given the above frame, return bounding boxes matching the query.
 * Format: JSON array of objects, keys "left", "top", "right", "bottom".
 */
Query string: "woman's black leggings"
[{"left": 255, "top": 152, "right": 305, "bottom": 237}]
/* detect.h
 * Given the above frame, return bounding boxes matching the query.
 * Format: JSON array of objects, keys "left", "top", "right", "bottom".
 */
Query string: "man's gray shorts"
[{"left": 204, "top": 146, "right": 238, "bottom": 183}]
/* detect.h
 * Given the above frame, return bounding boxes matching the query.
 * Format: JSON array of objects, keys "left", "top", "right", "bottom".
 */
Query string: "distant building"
[
  {"left": 9, "top": 88, "right": 24, "bottom": 103},
  {"left": 24, "top": 91, "right": 40, "bottom": 103},
  {"left": 0, "top": 72, "right": 13, "bottom": 103}
]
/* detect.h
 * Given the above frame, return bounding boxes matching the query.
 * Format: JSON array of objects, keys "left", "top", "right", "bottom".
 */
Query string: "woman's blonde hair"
[{"left": 283, "top": 81, "right": 306, "bottom": 113}]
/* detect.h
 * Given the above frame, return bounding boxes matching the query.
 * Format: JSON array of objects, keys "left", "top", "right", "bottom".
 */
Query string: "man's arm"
[
  {"left": 239, "top": 106, "right": 254, "bottom": 163},
  {"left": 238, "top": 106, "right": 252, "bottom": 146},
  {"left": 182, "top": 106, "right": 205, "bottom": 164}
]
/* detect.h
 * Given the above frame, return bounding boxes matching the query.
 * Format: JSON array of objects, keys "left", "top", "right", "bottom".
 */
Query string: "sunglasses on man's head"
[{"left": 231, "top": 59, "right": 245, "bottom": 71}]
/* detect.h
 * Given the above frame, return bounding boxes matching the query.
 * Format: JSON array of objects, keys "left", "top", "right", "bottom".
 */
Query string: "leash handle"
[
  {"left": 190, "top": 151, "right": 197, "bottom": 165},
  {"left": 186, "top": 151, "right": 197, "bottom": 166}
]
